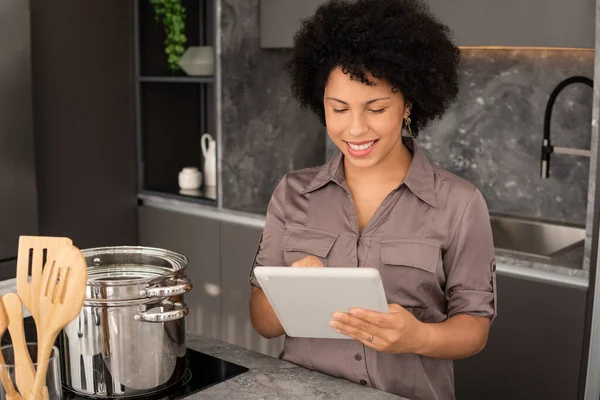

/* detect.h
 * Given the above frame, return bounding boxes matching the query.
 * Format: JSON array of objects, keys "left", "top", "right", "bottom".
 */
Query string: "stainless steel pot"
[{"left": 60, "top": 246, "right": 193, "bottom": 398}]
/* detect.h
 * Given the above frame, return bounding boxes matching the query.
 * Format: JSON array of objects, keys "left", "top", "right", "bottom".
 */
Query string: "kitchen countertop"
[
  {"left": 186, "top": 334, "right": 405, "bottom": 399},
  {"left": 0, "top": 266, "right": 400, "bottom": 400},
  {"left": 0, "top": 274, "right": 400, "bottom": 400},
  {"left": 496, "top": 245, "right": 587, "bottom": 278}
]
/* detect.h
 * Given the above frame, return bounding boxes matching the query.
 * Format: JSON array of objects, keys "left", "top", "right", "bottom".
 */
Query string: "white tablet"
[{"left": 254, "top": 267, "right": 388, "bottom": 339}]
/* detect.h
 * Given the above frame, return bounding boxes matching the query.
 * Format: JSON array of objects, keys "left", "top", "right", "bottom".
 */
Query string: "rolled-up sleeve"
[
  {"left": 443, "top": 188, "right": 497, "bottom": 322},
  {"left": 248, "top": 175, "right": 288, "bottom": 288}
]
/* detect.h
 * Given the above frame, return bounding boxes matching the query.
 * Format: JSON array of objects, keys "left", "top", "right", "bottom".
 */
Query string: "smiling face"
[{"left": 324, "top": 67, "right": 411, "bottom": 171}]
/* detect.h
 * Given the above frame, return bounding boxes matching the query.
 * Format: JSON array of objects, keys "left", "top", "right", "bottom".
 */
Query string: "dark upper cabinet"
[
  {"left": 260, "top": 0, "right": 595, "bottom": 49},
  {"left": 0, "top": 1, "right": 38, "bottom": 258}
]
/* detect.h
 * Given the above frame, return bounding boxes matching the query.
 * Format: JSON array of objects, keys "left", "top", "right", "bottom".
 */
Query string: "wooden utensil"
[
  {"left": 17, "top": 236, "right": 73, "bottom": 347},
  {"left": 3, "top": 293, "right": 35, "bottom": 398},
  {"left": 30, "top": 244, "right": 87, "bottom": 399},
  {"left": 0, "top": 296, "right": 22, "bottom": 400},
  {"left": 3, "top": 294, "right": 49, "bottom": 400}
]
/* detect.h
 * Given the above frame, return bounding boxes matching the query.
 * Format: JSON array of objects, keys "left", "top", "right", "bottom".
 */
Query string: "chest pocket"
[
  {"left": 380, "top": 239, "right": 441, "bottom": 308},
  {"left": 281, "top": 226, "right": 338, "bottom": 267}
]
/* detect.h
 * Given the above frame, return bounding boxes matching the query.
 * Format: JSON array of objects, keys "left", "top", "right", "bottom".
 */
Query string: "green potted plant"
[{"left": 150, "top": 0, "right": 188, "bottom": 72}]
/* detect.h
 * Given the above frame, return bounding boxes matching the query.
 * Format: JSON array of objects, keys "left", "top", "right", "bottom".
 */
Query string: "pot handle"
[
  {"left": 139, "top": 275, "right": 193, "bottom": 298},
  {"left": 134, "top": 300, "right": 189, "bottom": 323}
]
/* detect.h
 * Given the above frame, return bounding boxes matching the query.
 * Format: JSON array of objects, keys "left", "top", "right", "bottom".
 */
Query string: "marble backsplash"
[
  {"left": 220, "top": 0, "right": 324, "bottom": 214},
  {"left": 221, "top": 0, "right": 594, "bottom": 224},
  {"left": 326, "top": 49, "right": 594, "bottom": 226}
]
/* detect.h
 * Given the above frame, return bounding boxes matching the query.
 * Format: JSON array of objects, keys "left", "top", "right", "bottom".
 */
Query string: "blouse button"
[
  {"left": 354, "top": 353, "right": 362, "bottom": 361},
  {"left": 360, "top": 379, "right": 367, "bottom": 385}
]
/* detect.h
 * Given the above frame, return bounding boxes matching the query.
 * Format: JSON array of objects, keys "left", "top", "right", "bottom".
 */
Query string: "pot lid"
[
  {"left": 80, "top": 246, "right": 190, "bottom": 304},
  {"left": 81, "top": 246, "right": 188, "bottom": 286}
]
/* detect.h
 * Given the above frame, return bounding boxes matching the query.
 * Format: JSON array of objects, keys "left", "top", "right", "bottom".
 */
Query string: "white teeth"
[{"left": 348, "top": 141, "right": 375, "bottom": 151}]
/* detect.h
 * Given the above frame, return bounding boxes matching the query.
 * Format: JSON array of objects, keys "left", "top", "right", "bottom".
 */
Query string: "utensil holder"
[{"left": 0, "top": 344, "right": 62, "bottom": 400}]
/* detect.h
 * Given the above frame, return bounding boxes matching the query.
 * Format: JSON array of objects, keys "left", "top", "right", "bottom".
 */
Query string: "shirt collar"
[
  {"left": 300, "top": 150, "right": 346, "bottom": 194},
  {"left": 301, "top": 137, "right": 437, "bottom": 208},
  {"left": 401, "top": 137, "right": 437, "bottom": 208}
]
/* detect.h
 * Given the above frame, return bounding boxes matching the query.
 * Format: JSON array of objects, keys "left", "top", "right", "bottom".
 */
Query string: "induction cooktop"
[
  {"left": 62, "top": 348, "right": 249, "bottom": 399},
  {"left": 5, "top": 317, "right": 249, "bottom": 400}
]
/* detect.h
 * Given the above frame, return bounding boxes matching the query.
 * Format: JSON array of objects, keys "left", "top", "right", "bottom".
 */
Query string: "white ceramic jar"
[{"left": 178, "top": 167, "right": 202, "bottom": 190}]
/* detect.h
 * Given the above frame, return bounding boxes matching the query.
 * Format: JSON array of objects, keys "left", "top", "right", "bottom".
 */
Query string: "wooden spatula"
[
  {"left": 30, "top": 244, "right": 87, "bottom": 399},
  {"left": 3, "top": 294, "right": 48, "bottom": 400},
  {"left": 0, "top": 296, "right": 22, "bottom": 400},
  {"left": 17, "top": 236, "right": 73, "bottom": 347}
]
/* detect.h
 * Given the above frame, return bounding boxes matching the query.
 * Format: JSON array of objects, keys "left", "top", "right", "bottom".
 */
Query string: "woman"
[{"left": 249, "top": 0, "right": 497, "bottom": 399}]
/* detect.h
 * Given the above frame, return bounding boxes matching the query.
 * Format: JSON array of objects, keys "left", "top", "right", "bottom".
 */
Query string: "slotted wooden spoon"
[
  {"left": 3, "top": 293, "right": 48, "bottom": 400},
  {"left": 17, "top": 236, "right": 73, "bottom": 347},
  {"left": 30, "top": 244, "right": 87, "bottom": 399},
  {"left": 0, "top": 295, "right": 22, "bottom": 400}
]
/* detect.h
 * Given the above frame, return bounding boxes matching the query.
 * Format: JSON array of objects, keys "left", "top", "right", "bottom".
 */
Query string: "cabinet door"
[
  {"left": 220, "top": 221, "right": 284, "bottom": 358},
  {"left": 426, "top": 0, "right": 594, "bottom": 48},
  {"left": 0, "top": 1, "right": 38, "bottom": 258},
  {"left": 260, "top": 0, "right": 594, "bottom": 49},
  {"left": 138, "top": 206, "right": 222, "bottom": 340},
  {"left": 454, "top": 274, "right": 586, "bottom": 400}
]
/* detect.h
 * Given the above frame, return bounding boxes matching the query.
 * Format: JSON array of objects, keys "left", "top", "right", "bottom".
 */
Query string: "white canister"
[
  {"left": 178, "top": 167, "right": 202, "bottom": 190},
  {"left": 201, "top": 134, "right": 217, "bottom": 188}
]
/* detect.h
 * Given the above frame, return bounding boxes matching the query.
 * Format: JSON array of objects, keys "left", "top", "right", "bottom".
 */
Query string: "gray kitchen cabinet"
[
  {"left": 138, "top": 206, "right": 223, "bottom": 340},
  {"left": 220, "top": 220, "right": 284, "bottom": 358},
  {"left": 138, "top": 205, "right": 284, "bottom": 357},
  {"left": 454, "top": 274, "right": 587, "bottom": 400},
  {"left": 260, "top": 0, "right": 595, "bottom": 49}
]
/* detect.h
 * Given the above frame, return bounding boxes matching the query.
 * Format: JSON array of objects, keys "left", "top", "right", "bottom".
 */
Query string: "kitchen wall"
[
  {"left": 222, "top": 0, "right": 594, "bottom": 226},
  {"left": 220, "top": 0, "right": 324, "bottom": 214}
]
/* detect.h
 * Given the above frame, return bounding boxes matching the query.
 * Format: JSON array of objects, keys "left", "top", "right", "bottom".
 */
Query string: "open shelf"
[
  {"left": 134, "top": 0, "right": 217, "bottom": 204},
  {"left": 139, "top": 82, "right": 214, "bottom": 200},
  {"left": 138, "top": 0, "right": 203, "bottom": 77},
  {"left": 141, "top": 189, "right": 217, "bottom": 206}
]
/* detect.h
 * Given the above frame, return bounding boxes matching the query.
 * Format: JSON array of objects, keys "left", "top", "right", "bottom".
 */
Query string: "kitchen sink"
[{"left": 490, "top": 215, "right": 586, "bottom": 259}]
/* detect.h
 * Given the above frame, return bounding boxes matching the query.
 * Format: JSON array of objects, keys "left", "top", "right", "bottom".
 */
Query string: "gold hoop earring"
[{"left": 404, "top": 117, "right": 413, "bottom": 137}]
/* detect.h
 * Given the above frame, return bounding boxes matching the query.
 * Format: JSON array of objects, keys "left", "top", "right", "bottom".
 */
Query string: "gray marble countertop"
[
  {"left": 497, "top": 248, "right": 587, "bottom": 278},
  {"left": 185, "top": 335, "right": 405, "bottom": 400}
]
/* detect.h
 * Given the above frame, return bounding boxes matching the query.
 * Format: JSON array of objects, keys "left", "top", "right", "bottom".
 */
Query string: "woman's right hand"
[{"left": 291, "top": 255, "right": 324, "bottom": 267}]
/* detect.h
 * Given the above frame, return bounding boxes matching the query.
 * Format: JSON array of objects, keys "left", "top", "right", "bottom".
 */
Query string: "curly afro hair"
[{"left": 286, "top": 0, "right": 460, "bottom": 135}]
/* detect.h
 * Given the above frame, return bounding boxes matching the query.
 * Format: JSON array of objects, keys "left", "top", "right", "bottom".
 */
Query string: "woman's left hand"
[{"left": 329, "top": 304, "right": 428, "bottom": 354}]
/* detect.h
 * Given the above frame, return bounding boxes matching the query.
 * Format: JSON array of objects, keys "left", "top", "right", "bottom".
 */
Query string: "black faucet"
[{"left": 541, "top": 75, "right": 594, "bottom": 179}]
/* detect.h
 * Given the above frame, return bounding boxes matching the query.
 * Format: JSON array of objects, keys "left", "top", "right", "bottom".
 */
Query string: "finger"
[
  {"left": 330, "top": 320, "right": 368, "bottom": 340},
  {"left": 353, "top": 329, "right": 387, "bottom": 350},
  {"left": 330, "top": 315, "right": 383, "bottom": 339},
  {"left": 333, "top": 312, "right": 375, "bottom": 333},
  {"left": 354, "top": 335, "right": 382, "bottom": 350},
  {"left": 348, "top": 308, "right": 395, "bottom": 328},
  {"left": 330, "top": 320, "right": 383, "bottom": 349}
]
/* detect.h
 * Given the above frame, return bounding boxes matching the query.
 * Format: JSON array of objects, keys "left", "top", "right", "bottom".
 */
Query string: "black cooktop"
[
  {"left": 63, "top": 348, "right": 249, "bottom": 399},
  {"left": 6, "top": 317, "right": 249, "bottom": 400}
]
